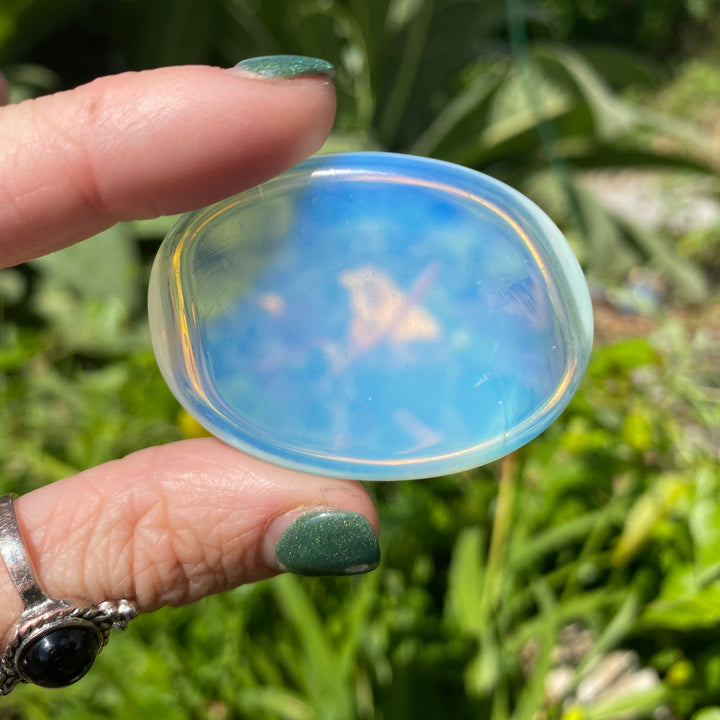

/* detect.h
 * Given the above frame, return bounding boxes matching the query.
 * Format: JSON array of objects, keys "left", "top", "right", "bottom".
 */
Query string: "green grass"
[{"left": 1, "top": 229, "right": 718, "bottom": 717}]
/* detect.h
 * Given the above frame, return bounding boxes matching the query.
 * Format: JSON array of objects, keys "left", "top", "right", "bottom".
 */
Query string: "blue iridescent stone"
[{"left": 149, "top": 152, "right": 593, "bottom": 480}]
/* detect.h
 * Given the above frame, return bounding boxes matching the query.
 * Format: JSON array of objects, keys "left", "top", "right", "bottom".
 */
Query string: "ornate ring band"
[{"left": 0, "top": 494, "right": 137, "bottom": 694}]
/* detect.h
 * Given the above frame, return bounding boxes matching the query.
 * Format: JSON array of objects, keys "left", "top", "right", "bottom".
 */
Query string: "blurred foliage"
[
  {"left": 1, "top": 242, "right": 718, "bottom": 718},
  {"left": 632, "top": 57, "right": 720, "bottom": 142},
  {"left": 2, "top": 0, "right": 719, "bottom": 298},
  {"left": 1, "top": 0, "right": 720, "bottom": 719},
  {"left": 541, "top": 0, "right": 720, "bottom": 57}
]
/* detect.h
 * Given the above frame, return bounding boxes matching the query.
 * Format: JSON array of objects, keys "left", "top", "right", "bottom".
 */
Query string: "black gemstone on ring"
[{"left": 16, "top": 623, "right": 102, "bottom": 688}]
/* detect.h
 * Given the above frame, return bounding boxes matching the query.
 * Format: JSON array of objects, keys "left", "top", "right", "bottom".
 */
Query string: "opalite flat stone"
[{"left": 149, "top": 152, "right": 593, "bottom": 480}]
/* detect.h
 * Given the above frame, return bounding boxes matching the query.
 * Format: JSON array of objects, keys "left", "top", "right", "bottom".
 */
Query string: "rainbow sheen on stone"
[{"left": 149, "top": 152, "right": 593, "bottom": 480}]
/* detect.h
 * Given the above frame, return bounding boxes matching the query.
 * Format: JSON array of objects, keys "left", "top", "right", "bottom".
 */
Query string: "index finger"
[{"left": 0, "top": 64, "right": 336, "bottom": 269}]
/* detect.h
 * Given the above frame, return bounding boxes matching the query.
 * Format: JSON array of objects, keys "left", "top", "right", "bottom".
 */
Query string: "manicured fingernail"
[
  {"left": 231, "top": 55, "right": 335, "bottom": 80},
  {"left": 267, "top": 509, "right": 380, "bottom": 576}
]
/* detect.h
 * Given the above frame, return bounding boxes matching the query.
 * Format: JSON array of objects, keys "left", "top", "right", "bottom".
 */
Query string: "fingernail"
[
  {"left": 230, "top": 55, "right": 335, "bottom": 80},
  {"left": 266, "top": 509, "right": 380, "bottom": 576}
]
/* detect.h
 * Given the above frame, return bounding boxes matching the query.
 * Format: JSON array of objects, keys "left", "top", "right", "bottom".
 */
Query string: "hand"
[{"left": 0, "top": 64, "right": 380, "bottom": 642}]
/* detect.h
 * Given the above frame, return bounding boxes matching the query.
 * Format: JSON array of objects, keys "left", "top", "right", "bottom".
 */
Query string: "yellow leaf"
[{"left": 178, "top": 410, "right": 213, "bottom": 439}]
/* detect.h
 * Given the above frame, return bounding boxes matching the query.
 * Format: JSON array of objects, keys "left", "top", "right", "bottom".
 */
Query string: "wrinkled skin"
[{"left": 0, "top": 66, "right": 378, "bottom": 633}]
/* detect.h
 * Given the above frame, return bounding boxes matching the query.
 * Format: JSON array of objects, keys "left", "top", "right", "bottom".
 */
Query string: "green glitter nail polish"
[
  {"left": 275, "top": 510, "right": 380, "bottom": 576},
  {"left": 234, "top": 55, "right": 335, "bottom": 80}
]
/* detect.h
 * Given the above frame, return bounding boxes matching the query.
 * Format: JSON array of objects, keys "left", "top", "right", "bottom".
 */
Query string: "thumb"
[{"left": 0, "top": 439, "right": 380, "bottom": 630}]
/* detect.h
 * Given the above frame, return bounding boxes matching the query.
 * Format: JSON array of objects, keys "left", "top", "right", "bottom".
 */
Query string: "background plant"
[
  {"left": 1, "top": 1, "right": 719, "bottom": 718},
  {"left": 3, "top": 0, "right": 718, "bottom": 297}
]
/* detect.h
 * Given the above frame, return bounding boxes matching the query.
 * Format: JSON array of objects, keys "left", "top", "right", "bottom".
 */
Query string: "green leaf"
[
  {"left": 612, "top": 475, "right": 691, "bottom": 566},
  {"left": 582, "top": 685, "right": 668, "bottom": 720},
  {"left": 692, "top": 709, "right": 720, "bottom": 720},
  {"left": 376, "top": 0, "right": 434, "bottom": 146},
  {"left": 238, "top": 687, "right": 315, "bottom": 720},
  {"left": 512, "top": 580, "right": 559, "bottom": 720},
  {"left": 272, "top": 575, "right": 356, "bottom": 718},
  {"left": 535, "top": 44, "right": 637, "bottom": 140},
  {"left": 588, "top": 338, "right": 661, "bottom": 378},
  {"left": 30, "top": 223, "right": 140, "bottom": 313},
  {"left": 409, "top": 63, "right": 506, "bottom": 157},
  {"left": 614, "top": 217, "right": 709, "bottom": 303},
  {"left": 0, "top": 268, "right": 27, "bottom": 303},
  {"left": 689, "top": 467, "right": 720, "bottom": 571},
  {"left": 641, "top": 567, "right": 720, "bottom": 630},
  {"left": 29, "top": 224, "right": 148, "bottom": 354},
  {"left": 444, "top": 526, "right": 486, "bottom": 633},
  {"left": 444, "top": 526, "right": 501, "bottom": 696}
]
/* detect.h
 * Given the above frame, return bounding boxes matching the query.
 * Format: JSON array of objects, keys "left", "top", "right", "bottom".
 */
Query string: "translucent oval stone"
[{"left": 149, "top": 152, "right": 593, "bottom": 480}]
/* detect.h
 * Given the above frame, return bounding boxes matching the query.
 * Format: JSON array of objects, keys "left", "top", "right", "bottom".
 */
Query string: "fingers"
[
  {"left": 0, "top": 439, "right": 379, "bottom": 631},
  {"left": 0, "top": 65, "right": 336, "bottom": 269}
]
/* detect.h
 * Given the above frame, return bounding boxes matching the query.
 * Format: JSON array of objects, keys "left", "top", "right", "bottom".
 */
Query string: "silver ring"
[{"left": 0, "top": 494, "right": 137, "bottom": 694}]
